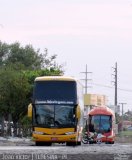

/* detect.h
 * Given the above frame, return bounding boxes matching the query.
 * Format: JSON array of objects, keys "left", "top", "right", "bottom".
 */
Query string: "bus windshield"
[
  {"left": 90, "top": 115, "right": 112, "bottom": 133},
  {"left": 33, "top": 81, "right": 77, "bottom": 104},
  {"left": 33, "top": 104, "right": 76, "bottom": 128}
]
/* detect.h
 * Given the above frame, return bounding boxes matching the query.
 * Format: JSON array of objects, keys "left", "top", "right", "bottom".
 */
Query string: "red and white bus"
[{"left": 85, "top": 106, "right": 115, "bottom": 144}]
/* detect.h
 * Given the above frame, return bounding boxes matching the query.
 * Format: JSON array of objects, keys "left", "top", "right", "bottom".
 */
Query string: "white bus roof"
[{"left": 35, "top": 76, "right": 77, "bottom": 81}]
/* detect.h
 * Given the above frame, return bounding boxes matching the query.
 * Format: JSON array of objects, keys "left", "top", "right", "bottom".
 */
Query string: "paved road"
[{"left": 0, "top": 142, "right": 132, "bottom": 160}]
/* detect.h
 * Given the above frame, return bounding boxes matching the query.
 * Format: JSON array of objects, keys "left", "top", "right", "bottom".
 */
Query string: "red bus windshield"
[{"left": 89, "top": 115, "right": 112, "bottom": 133}]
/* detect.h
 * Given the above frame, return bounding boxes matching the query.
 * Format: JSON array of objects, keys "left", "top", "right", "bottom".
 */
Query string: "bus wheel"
[
  {"left": 43, "top": 142, "right": 52, "bottom": 146},
  {"left": 35, "top": 142, "right": 43, "bottom": 146},
  {"left": 77, "top": 141, "right": 81, "bottom": 145},
  {"left": 36, "top": 142, "right": 52, "bottom": 146},
  {"left": 66, "top": 142, "right": 76, "bottom": 146},
  {"left": 110, "top": 141, "right": 114, "bottom": 144},
  {"left": 106, "top": 141, "right": 114, "bottom": 144}
]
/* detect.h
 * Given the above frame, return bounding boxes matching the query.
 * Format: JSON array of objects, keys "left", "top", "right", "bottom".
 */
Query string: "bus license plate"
[{"left": 51, "top": 137, "right": 58, "bottom": 141}]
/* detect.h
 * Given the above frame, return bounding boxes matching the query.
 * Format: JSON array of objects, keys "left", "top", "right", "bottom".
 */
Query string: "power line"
[
  {"left": 93, "top": 83, "right": 113, "bottom": 89},
  {"left": 118, "top": 88, "right": 132, "bottom": 92},
  {"left": 93, "top": 83, "right": 132, "bottom": 92}
]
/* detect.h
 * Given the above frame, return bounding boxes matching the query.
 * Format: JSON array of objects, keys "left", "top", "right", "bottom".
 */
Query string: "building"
[{"left": 84, "top": 94, "right": 107, "bottom": 117}]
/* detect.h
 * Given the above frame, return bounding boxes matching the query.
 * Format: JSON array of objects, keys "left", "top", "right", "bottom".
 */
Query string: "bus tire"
[
  {"left": 43, "top": 142, "right": 52, "bottom": 146},
  {"left": 77, "top": 141, "right": 81, "bottom": 145},
  {"left": 66, "top": 142, "right": 77, "bottom": 146},
  {"left": 36, "top": 142, "right": 52, "bottom": 146},
  {"left": 35, "top": 141, "right": 43, "bottom": 146}
]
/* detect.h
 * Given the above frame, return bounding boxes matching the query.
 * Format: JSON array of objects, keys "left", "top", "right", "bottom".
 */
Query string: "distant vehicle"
[
  {"left": 127, "top": 126, "right": 132, "bottom": 130},
  {"left": 83, "top": 106, "right": 115, "bottom": 144},
  {"left": 28, "top": 76, "right": 84, "bottom": 146}
]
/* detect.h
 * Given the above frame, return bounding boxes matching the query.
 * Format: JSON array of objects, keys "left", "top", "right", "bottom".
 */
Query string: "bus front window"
[
  {"left": 91, "top": 115, "right": 111, "bottom": 133},
  {"left": 34, "top": 104, "right": 76, "bottom": 127}
]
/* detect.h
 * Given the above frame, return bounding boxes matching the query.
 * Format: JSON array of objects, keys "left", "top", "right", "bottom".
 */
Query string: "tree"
[
  {"left": 124, "top": 110, "right": 132, "bottom": 121},
  {"left": 0, "top": 41, "right": 63, "bottom": 72},
  {"left": 0, "top": 41, "right": 64, "bottom": 136},
  {"left": 0, "top": 41, "right": 9, "bottom": 66},
  {"left": 0, "top": 42, "right": 42, "bottom": 69},
  {"left": 0, "top": 67, "right": 31, "bottom": 135},
  {"left": 115, "top": 112, "right": 121, "bottom": 124},
  {"left": 0, "top": 67, "right": 63, "bottom": 136}
]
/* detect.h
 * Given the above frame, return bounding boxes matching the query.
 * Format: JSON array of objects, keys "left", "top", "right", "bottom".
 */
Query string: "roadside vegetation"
[
  {"left": 115, "top": 110, "right": 132, "bottom": 142},
  {"left": 119, "top": 131, "right": 132, "bottom": 136},
  {"left": 0, "top": 41, "right": 64, "bottom": 137}
]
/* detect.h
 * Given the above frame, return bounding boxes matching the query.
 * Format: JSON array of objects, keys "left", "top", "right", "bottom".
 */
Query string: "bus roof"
[
  {"left": 88, "top": 106, "right": 115, "bottom": 117},
  {"left": 35, "top": 76, "right": 77, "bottom": 82}
]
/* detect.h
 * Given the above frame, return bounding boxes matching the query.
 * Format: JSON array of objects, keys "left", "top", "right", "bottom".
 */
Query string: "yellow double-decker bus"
[{"left": 28, "top": 76, "right": 84, "bottom": 146}]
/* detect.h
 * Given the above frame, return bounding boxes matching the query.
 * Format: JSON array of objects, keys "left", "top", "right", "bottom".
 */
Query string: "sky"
[{"left": 0, "top": 0, "right": 132, "bottom": 112}]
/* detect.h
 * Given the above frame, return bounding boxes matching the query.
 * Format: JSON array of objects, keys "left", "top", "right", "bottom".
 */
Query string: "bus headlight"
[
  {"left": 33, "top": 131, "right": 44, "bottom": 135},
  {"left": 101, "top": 135, "right": 106, "bottom": 138},
  {"left": 107, "top": 135, "right": 113, "bottom": 138},
  {"left": 65, "top": 132, "right": 75, "bottom": 135}
]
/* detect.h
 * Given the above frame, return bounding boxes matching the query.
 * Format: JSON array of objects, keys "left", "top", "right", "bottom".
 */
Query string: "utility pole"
[
  {"left": 115, "top": 62, "right": 117, "bottom": 106},
  {"left": 119, "top": 103, "right": 127, "bottom": 132},
  {"left": 119, "top": 103, "right": 126, "bottom": 117},
  {"left": 81, "top": 64, "right": 92, "bottom": 94},
  {"left": 81, "top": 64, "right": 92, "bottom": 114},
  {"left": 112, "top": 62, "right": 118, "bottom": 106}
]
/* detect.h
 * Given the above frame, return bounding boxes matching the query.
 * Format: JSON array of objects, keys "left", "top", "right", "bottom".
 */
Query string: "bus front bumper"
[{"left": 32, "top": 133, "right": 77, "bottom": 143}]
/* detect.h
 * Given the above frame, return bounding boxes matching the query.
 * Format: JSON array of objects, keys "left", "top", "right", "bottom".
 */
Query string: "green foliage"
[
  {"left": 0, "top": 41, "right": 63, "bottom": 126},
  {"left": 21, "top": 115, "right": 32, "bottom": 126},
  {"left": 1, "top": 42, "right": 42, "bottom": 70},
  {"left": 115, "top": 113, "right": 121, "bottom": 124},
  {"left": 124, "top": 110, "right": 132, "bottom": 121},
  {"left": 20, "top": 115, "right": 32, "bottom": 137},
  {"left": 0, "top": 67, "right": 30, "bottom": 121},
  {"left": 0, "top": 41, "right": 63, "bottom": 72},
  {"left": 120, "top": 130, "right": 132, "bottom": 136},
  {"left": 24, "top": 69, "right": 63, "bottom": 84},
  {"left": 0, "top": 41, "right": 9, "bottom": 66}
]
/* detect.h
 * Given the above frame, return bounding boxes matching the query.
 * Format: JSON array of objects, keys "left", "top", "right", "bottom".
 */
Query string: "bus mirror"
[
  {"left": 28, "top": 103, "right": 32, "bottom": 118},
  {"left": 76, "top": 105, "right": 81, "bottom": 119}
]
